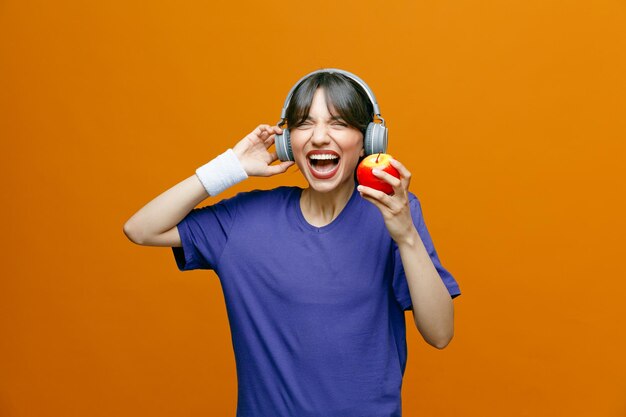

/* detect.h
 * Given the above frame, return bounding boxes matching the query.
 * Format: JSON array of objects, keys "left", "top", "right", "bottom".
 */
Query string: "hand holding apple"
[
  {"left": 356, "top": 153, "right": 401, "bottom": 195},
  {"left": 357, "top": 155, "right": 417, "bottom": 245}
]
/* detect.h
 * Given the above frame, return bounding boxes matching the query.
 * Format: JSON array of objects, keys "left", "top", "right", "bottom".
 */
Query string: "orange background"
[{"left": 1, "top": 1, "right": 625, "bottom": 416}]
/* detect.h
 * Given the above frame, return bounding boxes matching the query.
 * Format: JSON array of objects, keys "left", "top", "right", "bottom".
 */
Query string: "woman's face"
[{"left": 290, "top": 88, "right": 365, "bottom": 193}]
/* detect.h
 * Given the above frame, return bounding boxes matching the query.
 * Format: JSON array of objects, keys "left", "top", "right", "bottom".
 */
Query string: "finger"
[
  {"left": 373, "top": 168, "right": 407, "bottom": 196},
  {"left": 254, "top": 124, "right": 270, "bottom": 134},
  {"left": 265, "top": 161, "right": 295, "bottom": 176},
  {"left": 372, "top": 168, "right": 402, "bottom": 189},
  {"left": 389, "top": 158, "right": 412, "bottom": 187},
  {"left": 264, "top": 134, "right": 276, "bottom": 146},
  {"left": 268, "top": 150, "right": 279, "bottom": 161},
  {"left": 254, "top": 124, "right": 272, "bottom": 139},
  {"left": 258, "top": 125, "right": 282, "bottom": 143},
  {"left": 357, "top": 184, "right": 393, "bottom": 208},
  {"left": 265, "top": 126, "right": 282, "bottom": 143},
  {"left": 261, "top": 125, "right": 274, "bottom": 138},
  {"left": 358, "top": 186, "right": 388, "bottom": 211}
]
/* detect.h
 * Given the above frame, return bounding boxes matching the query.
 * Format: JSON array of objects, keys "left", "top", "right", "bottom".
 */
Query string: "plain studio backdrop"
[{"left": 1, "top": 1, "right": 625, "bottom": 416}]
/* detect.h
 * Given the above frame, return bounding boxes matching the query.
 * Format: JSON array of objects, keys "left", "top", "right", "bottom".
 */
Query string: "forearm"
[
  {"left": 123, "top": 125, "right": 292, "bottom": 244},
  {"left": 397, "top": 228, "right": 454, "bottom": 349},
  {"left": 123, "top": 174, "right": 209, "bottom": 243}
]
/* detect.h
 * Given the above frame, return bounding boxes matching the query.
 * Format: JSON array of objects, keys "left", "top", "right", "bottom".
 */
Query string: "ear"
[{"left": 359, "top": 146, "right": 365, "bottom": 158}]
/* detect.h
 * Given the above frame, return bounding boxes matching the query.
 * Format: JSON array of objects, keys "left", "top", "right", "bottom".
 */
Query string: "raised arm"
[
  {"left": 123, "top": 174, "right": 207, "bottom": 247},
  {"left": 357, "top": 158, "right": 455, "bottom": 349},
  {"left": 123, "top": 125, "right": 293, "bottom": 247}
]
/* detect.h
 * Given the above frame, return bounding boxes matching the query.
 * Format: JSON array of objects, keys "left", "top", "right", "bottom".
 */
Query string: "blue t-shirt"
[{"left": 172, "top": 185, "right": 460, "bottom": 417}]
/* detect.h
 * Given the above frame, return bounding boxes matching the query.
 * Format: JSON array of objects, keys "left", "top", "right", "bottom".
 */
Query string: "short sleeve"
[
  {"left": 392, "top": 195, "right": 461, "bottom": 310},
  {"left": 171, "top": 197, "right": 238, "bottom": 271}
]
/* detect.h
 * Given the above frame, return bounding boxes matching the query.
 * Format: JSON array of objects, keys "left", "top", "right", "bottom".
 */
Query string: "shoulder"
[
  {"left": 218, "top": 186, "right": 299, "bottom": 211},
  {"left": 229, "top": 186, "right": 297, "bottom": 202}
]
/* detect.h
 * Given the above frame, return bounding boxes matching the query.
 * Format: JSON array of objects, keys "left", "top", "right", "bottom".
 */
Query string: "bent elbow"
[
  {"left": 123, "top": 221, "right": 143, "bottom": 245},
  {"left": 432, "top": 337, "right": 452, "bottom": 350},
  {"left": 428, "top": 331, "right": 454, "bottom": 350}
]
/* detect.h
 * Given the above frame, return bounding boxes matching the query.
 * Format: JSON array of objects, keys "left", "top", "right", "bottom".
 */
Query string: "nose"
[{"left": 310, "top": 124, "right": 331, "bottom": 146}]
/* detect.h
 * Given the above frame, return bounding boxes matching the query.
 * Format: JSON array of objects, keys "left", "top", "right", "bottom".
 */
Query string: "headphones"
[{"left": 274, "top": 68, "right": 388, "bottom": 162}]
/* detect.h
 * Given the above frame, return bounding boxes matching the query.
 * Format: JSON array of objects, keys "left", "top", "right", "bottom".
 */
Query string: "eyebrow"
[{"left": 304, "top": 115, "right": 345, "bottom": 121}]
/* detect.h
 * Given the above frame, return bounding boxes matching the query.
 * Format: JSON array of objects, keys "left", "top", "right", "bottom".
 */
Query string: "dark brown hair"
[{"left": 285, "top": 72, "right": 374, "bottom": 135}]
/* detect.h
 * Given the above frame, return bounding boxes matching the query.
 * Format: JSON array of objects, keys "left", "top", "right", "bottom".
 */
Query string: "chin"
[
  {"left": 308, "top": 182, "right": 338, "bottom": 193},
  {"left": 306, "top": 175, "right": 354, "bottom": 194}
]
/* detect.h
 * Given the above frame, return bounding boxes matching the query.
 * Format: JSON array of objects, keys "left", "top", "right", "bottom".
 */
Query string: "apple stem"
[{"left": 376, "top": 153, "right": 381, "bottom": 163}]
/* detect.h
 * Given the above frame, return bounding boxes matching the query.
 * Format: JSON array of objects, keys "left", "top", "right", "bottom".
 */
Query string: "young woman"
[{"left": 124, "top": 69, "right": 460, "bottom": 417}]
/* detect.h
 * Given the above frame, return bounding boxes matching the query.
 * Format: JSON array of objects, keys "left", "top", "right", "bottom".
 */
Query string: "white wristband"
[{"left": 195, "top": 149, "right": 248, "bottom": 196}]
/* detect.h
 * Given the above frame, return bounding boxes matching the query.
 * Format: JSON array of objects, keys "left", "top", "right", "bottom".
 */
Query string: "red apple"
[{"left": 356, "top": 153, "right": 400, "bottom": 195}]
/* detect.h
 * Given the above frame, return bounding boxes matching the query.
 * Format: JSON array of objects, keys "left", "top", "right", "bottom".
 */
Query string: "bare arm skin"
[
  {"left": 123, "top": 125, "right": 293, "bottom": 247},
  {"left": 123, "top": 175, "right": 208, "bottom": 247}
]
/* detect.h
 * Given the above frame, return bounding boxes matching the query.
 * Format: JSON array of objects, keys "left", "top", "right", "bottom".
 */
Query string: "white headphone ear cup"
[
  {"left": 275, "top": 129, "right": 294, "bottom": 161},
  {"left": 364, "top": 123, "right": 388, "bottom": 155}
]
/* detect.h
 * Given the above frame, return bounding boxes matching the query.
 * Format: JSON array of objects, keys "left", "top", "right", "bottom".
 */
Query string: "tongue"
[{"left": 313, "top": 159, "right": 338, "bottom": 172}]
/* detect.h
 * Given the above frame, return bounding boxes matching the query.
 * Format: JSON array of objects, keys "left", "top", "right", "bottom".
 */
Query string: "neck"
[{"left": 300, "top": 179, "right": 356, "bottom": 227}]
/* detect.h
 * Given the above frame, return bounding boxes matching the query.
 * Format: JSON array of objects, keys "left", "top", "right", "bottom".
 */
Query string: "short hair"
[{"left": 285, "top": 72, "right": 374, "bottom": 135}]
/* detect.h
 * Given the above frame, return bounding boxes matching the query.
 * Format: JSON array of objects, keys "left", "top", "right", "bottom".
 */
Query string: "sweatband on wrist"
[{"left": 195, "top": 149, "right": 248, "bottom": 196}]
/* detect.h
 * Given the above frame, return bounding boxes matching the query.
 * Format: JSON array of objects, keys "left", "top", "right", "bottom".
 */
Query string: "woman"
[{"left": 124, "top": 69, "right": 460, "bottom": 417}]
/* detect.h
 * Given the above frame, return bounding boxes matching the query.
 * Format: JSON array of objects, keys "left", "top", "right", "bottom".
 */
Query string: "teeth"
[{"left": 309, "top": 154, "right": 339, "bottom": 160}]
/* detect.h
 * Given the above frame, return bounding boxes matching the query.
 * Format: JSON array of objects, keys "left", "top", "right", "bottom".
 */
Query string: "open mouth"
[{"left": 307, "top": 152, "right": 341, "bottom": 179}]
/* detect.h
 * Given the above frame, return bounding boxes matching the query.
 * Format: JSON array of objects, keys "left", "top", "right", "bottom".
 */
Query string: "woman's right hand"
[{"left": 232, "top": 124, "right": 295, "bottom": 177}]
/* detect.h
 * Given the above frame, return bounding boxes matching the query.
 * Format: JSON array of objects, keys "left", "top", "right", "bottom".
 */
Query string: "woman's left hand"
[{"left": 357, "top": 158, "right": 417, "bottom": 245}]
